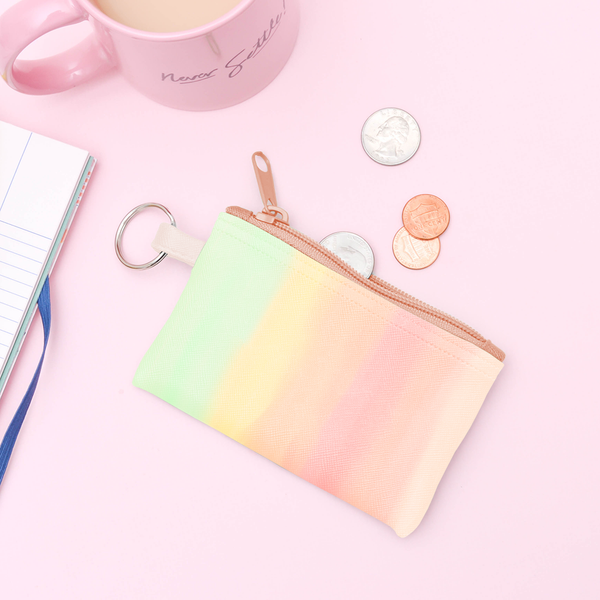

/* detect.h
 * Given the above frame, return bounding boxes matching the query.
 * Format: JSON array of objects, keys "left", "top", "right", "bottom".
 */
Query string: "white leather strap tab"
[{"left": 151, "top": 223, "right": 205, "bottom": 267}]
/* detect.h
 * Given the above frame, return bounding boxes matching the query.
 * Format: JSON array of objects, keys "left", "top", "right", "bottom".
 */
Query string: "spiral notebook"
[{"left": 0, "top": 121, "right": 95, "bottom": 396}]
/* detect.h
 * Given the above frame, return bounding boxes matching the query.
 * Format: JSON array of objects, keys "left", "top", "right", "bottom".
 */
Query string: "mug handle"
[{"left": 0, "top": 0, "right": 115, "bottom": 95}]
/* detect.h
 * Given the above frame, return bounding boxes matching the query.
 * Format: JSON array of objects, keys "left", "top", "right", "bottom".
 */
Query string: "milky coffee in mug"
[{"left": 92, "top": 0, "right": 243, "bottom": 33}]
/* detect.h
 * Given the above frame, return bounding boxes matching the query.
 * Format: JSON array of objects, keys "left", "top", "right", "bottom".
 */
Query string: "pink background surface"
[{"left": 0, "top": 0, "right": 598, "bottom": 598}]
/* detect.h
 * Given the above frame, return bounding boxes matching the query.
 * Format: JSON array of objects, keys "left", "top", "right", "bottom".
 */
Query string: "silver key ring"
[{"left": 115, "top": 203, "right": 176, "bottom": 270}]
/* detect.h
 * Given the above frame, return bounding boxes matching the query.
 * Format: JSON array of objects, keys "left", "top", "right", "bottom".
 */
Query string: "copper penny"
[
  {"left": 392, "top": 227, "right": 440, "bottom": 270},
  {"left": 402, "top": 194, "right": 450, "bottom": 240}
]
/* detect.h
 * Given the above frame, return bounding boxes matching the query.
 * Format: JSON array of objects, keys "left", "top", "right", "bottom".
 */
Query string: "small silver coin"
[
  {"left": 361, "top": 108, "right": 421, "bottom": 166},
  {"left": 320, "top": 231, "right": 375, "bottom": 279}
]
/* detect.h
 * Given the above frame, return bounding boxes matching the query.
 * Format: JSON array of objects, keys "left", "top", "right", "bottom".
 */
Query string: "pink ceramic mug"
[{"left": 0, "top": 0, "right": 299, "bottom": 110}]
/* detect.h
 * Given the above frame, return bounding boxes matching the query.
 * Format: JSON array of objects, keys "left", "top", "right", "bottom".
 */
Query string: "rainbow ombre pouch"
[{"left": 133, "top": 156, "right": 505, "bottom": 537}]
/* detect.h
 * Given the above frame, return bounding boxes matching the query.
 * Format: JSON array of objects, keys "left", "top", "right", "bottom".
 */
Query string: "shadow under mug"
[{"left": 0, "top": 0, "right": 299, "bottom": 110}]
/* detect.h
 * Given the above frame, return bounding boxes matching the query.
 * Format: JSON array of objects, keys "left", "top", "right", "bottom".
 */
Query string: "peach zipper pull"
[{"left": 252, "top": 152, "right": 289, "bottom": 225}]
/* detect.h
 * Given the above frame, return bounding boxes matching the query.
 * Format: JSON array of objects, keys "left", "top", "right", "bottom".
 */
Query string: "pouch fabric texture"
[{"left": 134, "top": 211, "right": 504, "bottom": 537}]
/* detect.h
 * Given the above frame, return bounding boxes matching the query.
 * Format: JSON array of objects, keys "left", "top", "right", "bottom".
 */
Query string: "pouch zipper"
[{"left": 226, "top": 205, "right": 505, "bottom": 362}]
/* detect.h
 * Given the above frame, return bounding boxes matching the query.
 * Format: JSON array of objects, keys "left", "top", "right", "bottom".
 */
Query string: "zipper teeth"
[{"left": 256, "top": 216, "right": 487, "bottom": 344}]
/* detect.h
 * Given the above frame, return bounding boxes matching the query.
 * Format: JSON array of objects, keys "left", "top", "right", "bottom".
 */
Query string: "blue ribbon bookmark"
[{"left": 0, "top": 278, "right": 51, "bottom": 487}]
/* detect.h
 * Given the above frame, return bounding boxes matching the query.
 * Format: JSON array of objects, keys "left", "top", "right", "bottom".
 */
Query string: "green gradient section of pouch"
[{"left": 133, "top": 212, "right": 292, "bottom": 421}]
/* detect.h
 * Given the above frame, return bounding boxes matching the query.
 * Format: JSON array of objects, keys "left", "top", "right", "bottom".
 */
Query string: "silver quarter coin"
[
  {"left": 320, "top": 231, "right": 375, "bottom": 279},
  {"left": 361, "top": 108, "right": 421, "bottom": 166}
]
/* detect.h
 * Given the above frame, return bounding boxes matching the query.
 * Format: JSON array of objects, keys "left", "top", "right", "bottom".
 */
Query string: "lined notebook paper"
[{"left": 0, "top": 121, "right": 95, "bottom": 396}]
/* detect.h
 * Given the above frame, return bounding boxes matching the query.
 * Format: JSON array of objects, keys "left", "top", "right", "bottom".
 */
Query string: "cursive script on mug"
[
  {"left": 160, "top": 0, "right": 287, "bottom": 85},
  {"left": 225, "top": 1, "right": 287, "bottom": 78},
  {"left": 161, "top": 69, "right": 218, "bottom": 85}
]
